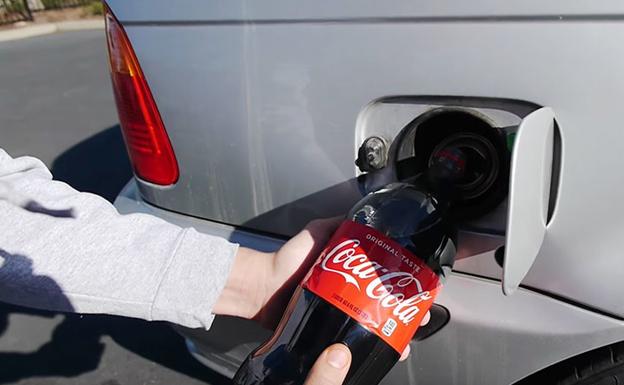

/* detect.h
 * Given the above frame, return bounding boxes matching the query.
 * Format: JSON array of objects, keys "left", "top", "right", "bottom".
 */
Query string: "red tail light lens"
[{"left": 104, "top": 5, "right": 179, "bottom": 185}]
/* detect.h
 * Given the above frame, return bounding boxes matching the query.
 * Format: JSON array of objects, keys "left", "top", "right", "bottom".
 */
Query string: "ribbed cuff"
[{"left": 150, "top": 228, "right": 239, "bottom": 329}]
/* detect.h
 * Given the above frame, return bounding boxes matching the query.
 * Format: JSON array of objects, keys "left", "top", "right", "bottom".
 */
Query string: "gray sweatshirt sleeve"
[{"left": 0, "top": 149, "right": 238, "bottom": 329}]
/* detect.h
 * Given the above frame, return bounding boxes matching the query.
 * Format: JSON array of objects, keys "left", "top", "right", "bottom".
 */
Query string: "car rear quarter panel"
[{"left": 107, "top": 0, "right": 624, "bottom": 371}]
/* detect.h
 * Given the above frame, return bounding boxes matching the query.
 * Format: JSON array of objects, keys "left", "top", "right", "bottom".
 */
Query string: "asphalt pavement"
[{"left": 0, "top": 30, "right": 229, "bottom": 385}]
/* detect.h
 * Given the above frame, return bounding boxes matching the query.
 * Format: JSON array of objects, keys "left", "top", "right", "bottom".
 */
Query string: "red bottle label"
[{"left": 302, "top": 220, "right": 441, "bottom": 354}]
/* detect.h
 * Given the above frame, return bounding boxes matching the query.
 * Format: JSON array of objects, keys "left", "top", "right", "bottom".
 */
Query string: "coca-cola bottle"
[{"left": 233, "top": 148, "right": 463, "bottom": 385}]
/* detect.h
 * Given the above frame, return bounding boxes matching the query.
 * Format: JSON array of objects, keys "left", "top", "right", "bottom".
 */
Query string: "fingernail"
[{"left": 327, "top": 347, "right": 349, "bottom": 369}]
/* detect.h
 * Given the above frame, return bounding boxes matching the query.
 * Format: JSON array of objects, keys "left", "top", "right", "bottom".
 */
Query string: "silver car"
[{"left": 105, "top": 1, "right": 624, "bottom": 384}]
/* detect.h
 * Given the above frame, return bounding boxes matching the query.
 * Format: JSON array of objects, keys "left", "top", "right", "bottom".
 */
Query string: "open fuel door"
[{"left": 503, "top": 107, "right": 556, "bottom": 295}]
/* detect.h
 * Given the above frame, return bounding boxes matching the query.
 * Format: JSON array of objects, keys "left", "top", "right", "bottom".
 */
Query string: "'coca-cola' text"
[{"left": 303, "top": 220, "right": 440, "bottom": 353}]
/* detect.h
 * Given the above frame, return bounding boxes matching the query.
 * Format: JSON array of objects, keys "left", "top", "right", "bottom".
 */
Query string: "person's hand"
[
  {"left": 213, "top": 217, "right": 342, "bottom": 327},
  {"left": 304, "top": 343, "right": 352, "bottom": 385},
  {"left": 213, "top": 217, "right": 430, "bottom": 360},
  {"left": 254, "top": 217, "right": 344, "bottom": 328}
]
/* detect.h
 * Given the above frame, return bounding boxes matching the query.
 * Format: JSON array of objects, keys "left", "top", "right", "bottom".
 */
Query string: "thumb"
[{"left": 304, "top": 343, "right": 352, "bottom": 385}]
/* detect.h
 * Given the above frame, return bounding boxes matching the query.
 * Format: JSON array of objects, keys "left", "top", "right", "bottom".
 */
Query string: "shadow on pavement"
[
  {"left": 0, "top": 126, "right": 230, "bottom": 384},
  {"left": 51, "top": 124, "right": 132, "bottom": 203},
  {"left": 0, "top": 249, "right": 97, "bottom": 383},
  {"left": 0, "top": 303, "right": 230, "bottom": 384}
]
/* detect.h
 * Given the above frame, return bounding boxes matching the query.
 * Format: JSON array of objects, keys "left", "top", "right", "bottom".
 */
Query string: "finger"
[
  {"left": 420, "top": 310, "right": 431, "bottom": 326},
  {"left": 304, "top": 343, "right": 352, "bottom": 385},
  {"left": 279, "top": 216, "right": 344, "bottom": 272},
  {"left": 399, "top": 311, "right": 430, "bottom": 362},
  {"left": 304, "top": 216, "right": 345, "bottom": 231},
  {"left": 281, "top": 217, "right": 343, "bottom": 257},
  {"left": 399, "top": 345, "right": 411, "bottom": 361},
  {"left": 303, "top": 216, "right": 344, "bottom": 243}
]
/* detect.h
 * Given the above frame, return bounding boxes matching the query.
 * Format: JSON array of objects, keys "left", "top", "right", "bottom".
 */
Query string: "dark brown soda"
[
  {"left": 233, "top": 287, "right": 399, "bottom": 385},
  {"left": 233, "top": 183, "right": 455, "bottom": 385}
]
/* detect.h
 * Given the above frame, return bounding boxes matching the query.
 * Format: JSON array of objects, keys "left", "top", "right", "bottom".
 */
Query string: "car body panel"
[
  {"left": 106, "top": 1, "right": 624, "bottom": 382},
  {"left": 114, "top": 18, "right": 624, "bottom": 319},
  {"left": 109, "top": 1, "right": 624, "bottom": 22}
]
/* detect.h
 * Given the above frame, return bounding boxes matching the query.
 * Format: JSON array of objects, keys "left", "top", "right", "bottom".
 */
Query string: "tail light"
[{"left": 104, "top": 5, "right": 179, "bottom": 185}]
